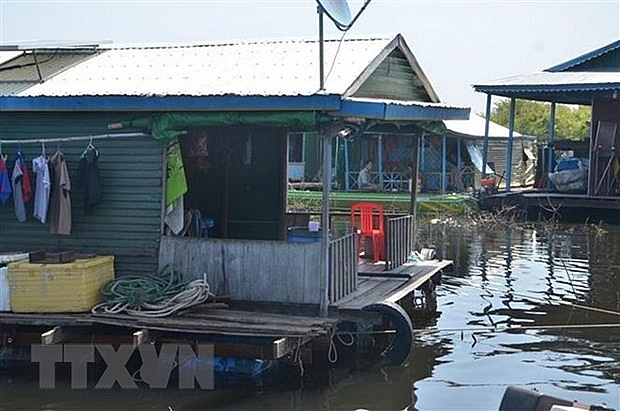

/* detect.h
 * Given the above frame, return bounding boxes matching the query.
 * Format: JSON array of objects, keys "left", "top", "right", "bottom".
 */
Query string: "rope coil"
[{"left": 91, "top": 266, "right": 214, "bottom": 317}]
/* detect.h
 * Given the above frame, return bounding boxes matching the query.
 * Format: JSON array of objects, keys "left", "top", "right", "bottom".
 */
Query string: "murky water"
[{"left": 1, "top": 222, "right": 619, "bottom": 411}]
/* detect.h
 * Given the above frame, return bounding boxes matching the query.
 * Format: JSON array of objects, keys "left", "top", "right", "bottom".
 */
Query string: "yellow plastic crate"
[{"left": 8, "top": 255, "right": 115, "bottom": 313}]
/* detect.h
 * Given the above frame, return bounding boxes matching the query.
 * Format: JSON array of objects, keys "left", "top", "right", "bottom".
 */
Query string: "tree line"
[{"left": 485, "top": 99, "right": 591, "bottom": 144}]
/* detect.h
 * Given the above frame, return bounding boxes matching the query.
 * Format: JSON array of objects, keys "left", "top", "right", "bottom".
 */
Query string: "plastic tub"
[
  {"left": 287, "top": 226, "right": 322, "bottom": 244},
  {"left": 0, "top": 252, "right": 29, "bottom": 311}
]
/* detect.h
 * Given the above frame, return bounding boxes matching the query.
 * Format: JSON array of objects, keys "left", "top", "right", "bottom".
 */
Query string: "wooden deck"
[
  {"left": 481, "top": 189, "right": 620, "bottom": 223},
  {"left": 0, "top": 257, "right": 452, "bottom": 363},
  {"left": 0, "top": 307, "right": 338, "bottom": 360},
  {"left": 332, "top": 259, "right": 451, "bottom": 311}
]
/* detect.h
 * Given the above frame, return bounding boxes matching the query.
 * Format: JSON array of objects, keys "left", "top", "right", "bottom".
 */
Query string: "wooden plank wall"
[
  {"left": 328, "top": 233, "right": 358, "bottom": 303},
  {"left": 158, "top": 236, "right": 322, "bottom": 304},
  {"left": 385, "top": 215, "right": 415, "bottom": 270}
]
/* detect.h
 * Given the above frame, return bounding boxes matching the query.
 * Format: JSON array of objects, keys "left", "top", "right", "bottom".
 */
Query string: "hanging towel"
[
  {"left": 32, "top": 155, "right": 51, "bottom": 223},
  {"left": 0, "top": 156, "right": 11, "bottom": 204}
]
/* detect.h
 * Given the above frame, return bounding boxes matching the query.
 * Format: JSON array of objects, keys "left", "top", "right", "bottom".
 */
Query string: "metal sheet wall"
[{"left": 0, "top": 112, "right": 164, "bottom": 276}]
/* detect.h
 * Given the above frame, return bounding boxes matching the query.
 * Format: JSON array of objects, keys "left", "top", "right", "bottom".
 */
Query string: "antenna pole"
[{"left": 318, "top": 5, "right": 325, "bottom": 91}]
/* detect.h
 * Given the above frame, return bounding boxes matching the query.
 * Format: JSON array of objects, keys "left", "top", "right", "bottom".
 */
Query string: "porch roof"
[{"left": 473, "top": 39, "right": 620, "bottom": 105}]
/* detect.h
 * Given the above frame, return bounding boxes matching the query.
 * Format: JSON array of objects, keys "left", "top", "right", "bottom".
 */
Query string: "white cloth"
[
  {"left": 32, "top": 155, "right": 51, "bottom": 223},
  {"left": 164, "top": 196, "right": 185, "bottom": 235}
]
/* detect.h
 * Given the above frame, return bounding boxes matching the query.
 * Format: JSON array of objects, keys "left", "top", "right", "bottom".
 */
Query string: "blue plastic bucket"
[{"left": 287, "top": 226, "right": 322, "bottom": 244}]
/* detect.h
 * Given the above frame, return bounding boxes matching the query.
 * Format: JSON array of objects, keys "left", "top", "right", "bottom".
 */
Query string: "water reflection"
[
  {"left": 0, "top": 223, "right": 618, "bottom": 410},
  {"left": 414, "top": 222, "right": 619, "bottom": 411}
]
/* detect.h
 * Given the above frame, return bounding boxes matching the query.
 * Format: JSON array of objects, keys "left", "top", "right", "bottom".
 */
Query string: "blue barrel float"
[{"left": 286, "top": 226, "right": 322, "bottom": 244}]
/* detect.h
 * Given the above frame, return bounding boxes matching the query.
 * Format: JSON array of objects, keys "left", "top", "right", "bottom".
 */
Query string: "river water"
[{"left": 1, "top": 222, "right": 619, "bottom": 410}]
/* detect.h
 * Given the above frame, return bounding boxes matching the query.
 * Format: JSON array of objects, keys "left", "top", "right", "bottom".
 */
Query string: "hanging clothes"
[
  {"left": 32, "top": 155, "right": 51, "bottom": 223},
  {"left": 78, "top": 145, "right": 101, "bottom": 212},
  {"left": 11, "top": 158, "right": 26, "bottom": 222},
  {"left": 0, "top": 156, "right": 11, "bottom": 204},
  {"left": 16, "top": 151, "right": 32, "bottom": 204},
  {"left": 48, "top": 151, "right": 72, "bottom": 235}
]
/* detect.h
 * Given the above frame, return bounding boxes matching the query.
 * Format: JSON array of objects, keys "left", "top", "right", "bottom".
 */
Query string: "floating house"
[
  {"left": 0, "top": 35, "right": 469, "bottom": 365},
  {"left": 473, "top": 39, "right": 620, "bottom": 222},
  {"left": 288, "top": 114, "right": 535, "bottom": 194}
]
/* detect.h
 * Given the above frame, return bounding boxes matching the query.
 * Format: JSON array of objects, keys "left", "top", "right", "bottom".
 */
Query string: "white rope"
[{"left": 91, "top": 275, "right": 214, "bottom": 318}]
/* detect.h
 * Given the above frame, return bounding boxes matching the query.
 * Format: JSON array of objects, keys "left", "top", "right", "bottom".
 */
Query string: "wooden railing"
[
  {"left": 329, "top": 233, "right": 358, "bottom": 302},
  {"left": 385, "top": 215, "right": 415, "bottom": 270}
]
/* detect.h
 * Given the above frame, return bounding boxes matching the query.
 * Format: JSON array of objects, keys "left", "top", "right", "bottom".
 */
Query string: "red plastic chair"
[{"left": 349, "top": 202, "right": 385, "bottom": 262}]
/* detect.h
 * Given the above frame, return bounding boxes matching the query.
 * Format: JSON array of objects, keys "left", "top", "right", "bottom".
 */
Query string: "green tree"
[{"left": 485, "top": 99, "right": 591, "bottom": 144}]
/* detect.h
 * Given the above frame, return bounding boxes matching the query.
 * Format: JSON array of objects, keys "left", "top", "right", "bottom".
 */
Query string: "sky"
[{"left": 0, "top": 0, "right": 619, "bottom": 113}]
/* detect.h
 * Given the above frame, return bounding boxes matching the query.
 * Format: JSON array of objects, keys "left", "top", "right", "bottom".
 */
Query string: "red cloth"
[{"left": 21, "top": 158, "right": 32, "bottom": 203}]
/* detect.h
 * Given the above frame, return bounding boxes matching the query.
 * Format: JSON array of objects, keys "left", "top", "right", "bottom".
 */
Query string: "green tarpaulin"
[{"left": 116, "top": 111, "right": 319, "bottom": 143}]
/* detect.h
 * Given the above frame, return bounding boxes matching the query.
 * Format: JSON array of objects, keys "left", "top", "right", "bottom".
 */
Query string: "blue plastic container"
[{"left": 287, "top": 226, "right": 322, "bottom": 244}]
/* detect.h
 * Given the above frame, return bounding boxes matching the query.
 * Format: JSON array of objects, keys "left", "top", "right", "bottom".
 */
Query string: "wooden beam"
[
  {"left": 41, "top": 326, "right": 79, "bottom": 345},
  {"left": 132, "top": 329, "right": 149, "bottom": 347},
  {"left": 273, "top": 337, "right": 301, "bottom": 359}
]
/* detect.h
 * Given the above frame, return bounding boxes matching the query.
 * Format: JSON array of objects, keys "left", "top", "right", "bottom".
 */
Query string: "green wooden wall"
[
  {"left": 0, "top": 112, "right": 164, "bottom": 276},
  {"left": 353, "top": 49, "right": 431, "bottom": 102}
]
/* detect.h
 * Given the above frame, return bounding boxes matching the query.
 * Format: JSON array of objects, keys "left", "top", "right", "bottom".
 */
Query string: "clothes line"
[{"left": 0, "top": 132, "right": 150, "bottom": 146}]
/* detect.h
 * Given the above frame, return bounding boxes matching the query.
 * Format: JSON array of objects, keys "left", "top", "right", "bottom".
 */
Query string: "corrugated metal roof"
[
  {"left": 473, "top": 39, "right": 620, "bottom": 105},
  {"left": 0, "top": 51, "right": 100, "bottom": 95},
  {"left": 15, "top": 37, "right": 395, "bottom": 97},
  {"left": 475, "top": 71, "right": 620, "bottom": 88},
  {"left": 547, "top": 39, "right": 620, "bottom": 72},
  {"left": 445, "top": 114, "right": 522, "bottom": 138},
  {"left": 473, "top": 71, "right": 620, "bottom": 104}
]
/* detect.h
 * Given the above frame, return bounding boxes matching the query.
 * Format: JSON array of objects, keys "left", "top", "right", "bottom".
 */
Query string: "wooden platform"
[
  {"left": 0, "top": 259, "right": 451, "bottom": 362},
  {"left": 332, "top": 259, "right": 451, "bottom": 311},
  {"left": 481, "top": 189, "right": 620, "bottom": 223},
  {"left": 0, "top": 307, "right": 338, "bottom": 360}
]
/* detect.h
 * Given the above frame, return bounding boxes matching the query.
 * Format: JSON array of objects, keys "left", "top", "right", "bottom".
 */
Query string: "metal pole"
[
  {"left": 318, "top": 6, "right": 325, "bottom": 91},
  {"left": 319, "top": 126, "right": 332, "bottom": 317}
]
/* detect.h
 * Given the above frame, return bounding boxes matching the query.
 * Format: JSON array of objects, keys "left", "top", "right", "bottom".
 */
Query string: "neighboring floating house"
[
  {"left": 442, "top": 114, "right": 536, "bottom": 192},
  {"left": 288, "top": 113, "right": 535, "bottom": 194},
  {"left": 0, "top": 35, "right": 468, "bottom": 365},
  {"left": 473, "top": 39, "right": 620, "bottom": 222}
]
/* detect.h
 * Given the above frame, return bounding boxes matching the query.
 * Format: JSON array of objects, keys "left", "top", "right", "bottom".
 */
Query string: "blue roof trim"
[
  {"left": 546, "top": 40, "right": 620, "bottom": 72},
  {"left": 0, "top": 95, "right": 343, "bottom": 111},
  {"left": 474, "top": 83, "right": 620, "bottom": 94},
  {"left": 335, "top": 99, "right": 470, "bottom": 121}
]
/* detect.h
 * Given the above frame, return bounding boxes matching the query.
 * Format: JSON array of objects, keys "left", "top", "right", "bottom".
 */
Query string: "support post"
[
  {"left": 344, "top": 139, "right": 350, "bottom": 191},
  {"left": 547, "top": 102, "right": 557, "bottom": 187},
  {"left": 377, "top": 134, "right": 383, "bottom": 190},
  {"left": 482, "top": 94, "right": 492, "bottom": 178},
  {"left": 441, "top": 133, "right": 447, "bottom": 194},
  {"left": 410, "top": 132, "right": 420, "bottom": 250},
  {"left": 320, "top": 126, "right": 332, "bottom": 317},
  {"left": 506, "top": 97, "right": 516, "bottom": 191}
]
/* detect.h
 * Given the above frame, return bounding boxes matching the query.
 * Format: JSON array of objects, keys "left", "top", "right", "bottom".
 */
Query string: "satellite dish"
[
  {"left": 315, "top": 0, "right": 372, "bottom": 90},
  {"left": 316, "top": 0, "right": 352, "bottom": 30}
]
